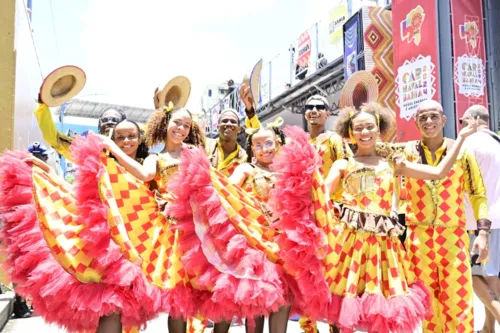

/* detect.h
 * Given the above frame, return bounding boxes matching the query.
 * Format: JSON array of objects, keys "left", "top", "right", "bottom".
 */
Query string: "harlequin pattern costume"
[
  {"left": 402, "top": 140, "right": 488, "bottom": 333},
  {"left": 274, "top": 127, "right": 431, "bottom": 333},
  {"left": 300, "top": 130, "right": 351, "bottom": 333},
  {"left": 0, "top": 135, "right": 162, "bottom": 333},
  {"left": 95, "top": 134, "right": 288, "bottom": 323}
]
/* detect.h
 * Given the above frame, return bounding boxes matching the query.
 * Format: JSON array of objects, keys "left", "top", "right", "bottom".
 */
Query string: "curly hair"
[
  {"left": 335, "top": 102, "right": 394, "bottom": 139},
  {"left": 245, "top": 127, "right": 286, "bottom": 163},
  {"left": 111, "top": 119, "right": 149, "bottom": 161},
  {"left": 145, "top": 107, "right": 205, "bottom": 149}
]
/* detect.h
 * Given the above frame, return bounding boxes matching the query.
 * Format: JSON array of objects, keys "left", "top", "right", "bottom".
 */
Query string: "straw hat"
[
  {"left": 39, "top": 65, "right": 86, "bottom": 107},
  {"left": 340, "top": 70, "right": 379, "bottom": 109},
  {"left": 158, "top": 76, "right": 191, "bottom": 108}
]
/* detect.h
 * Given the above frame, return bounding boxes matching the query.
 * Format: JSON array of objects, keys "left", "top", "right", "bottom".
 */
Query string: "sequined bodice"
[
  {"left": 342, "top": 158, "right": 395, "bottom": 216},
  {"left": 242, "top": 166, "right": 276, "bottom": 223},
  {"left": 153, "top": 153, "right": 180, "bottom": 193}
]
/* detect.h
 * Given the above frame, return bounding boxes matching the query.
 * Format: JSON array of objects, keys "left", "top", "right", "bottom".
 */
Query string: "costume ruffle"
[
  {"left": 339, "top": 206, "right": 404, "bottom": 237},
  {"left": 324, "top": 223, "right": 432, "bottom": 332},
  {"left": 271, "top": 127, "right": 432, "bottom": 332},
  {"left": 0, "top": 146, "right": 160, "bottom": 332},
  {"left": 270, "top": 126, "right": 332, "bottom": 320},
  {"left": 166, "top": 146, "right": 289, "bottom": 322}
]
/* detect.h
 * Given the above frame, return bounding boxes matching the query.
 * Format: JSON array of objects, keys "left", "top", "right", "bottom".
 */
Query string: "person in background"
[
  {"left": 227, "top": 79, "right": 237, "bottom": 110},
  {"left": 461, "top": 105, "right": 500, "bottom": 333},
  {"left": 317, "top": 53, "right": 327, "bottom": 69},
  {"left": 35, "top": 94, "right": 126, "bottom": 161}
]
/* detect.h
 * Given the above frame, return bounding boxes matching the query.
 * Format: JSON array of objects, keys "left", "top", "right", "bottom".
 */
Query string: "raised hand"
[
  {"left": 458, "top": 116, "right": 479, "bottom": 138},
  {"left": 239, "top": 83, "right": 253, "bottom": 110}
]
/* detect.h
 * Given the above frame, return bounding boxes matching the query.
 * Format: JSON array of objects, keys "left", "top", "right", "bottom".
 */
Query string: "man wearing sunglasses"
[
  {"left": 300, "top": 95, "right": 350, "bottom": 333},
  {"left": 35, "top": 95, "right": 126, "bottom": 161},
  {"left": 400, "top": 100, "right": 490, "bottom": 333},
  {"left": 460, "top": 105, "right": 500, "bottom": 333}
]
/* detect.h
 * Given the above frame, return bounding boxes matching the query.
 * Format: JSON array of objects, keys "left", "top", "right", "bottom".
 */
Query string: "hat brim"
[
  {"left": 158, "top": 76, "right": 191, "bottom": 108},
  {"left": 249, "top": 59, "right": 263, "bottom": 110},
  {"left": 340, "top": 71, "right": 379, "bottom": 109},
  {"left": 40, "top": 66, "right": 86, "bottom": 107}
]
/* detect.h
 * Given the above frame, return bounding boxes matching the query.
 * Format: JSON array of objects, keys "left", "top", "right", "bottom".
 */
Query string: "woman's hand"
[
  {"left": 23, "top": 155, "right": 52, "bottom": 173},
  {"left": 97, "top": 134, "right": 118, "bottom": 153}
]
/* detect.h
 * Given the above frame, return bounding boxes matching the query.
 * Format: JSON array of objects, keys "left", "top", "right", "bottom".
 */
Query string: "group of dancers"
[{"left": 0, "top": 67, "right": 493, "bottom": 333}]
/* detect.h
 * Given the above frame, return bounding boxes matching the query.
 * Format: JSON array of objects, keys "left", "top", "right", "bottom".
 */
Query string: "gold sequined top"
[
  {"left": 342, "top": 157, "right": 395, "bottom": 216},
  {"left": 242, "top": 165, "right": 276, "bottom": 224},
  {"left": 340, "top": 157, "right": 403, "bottom": 236}
]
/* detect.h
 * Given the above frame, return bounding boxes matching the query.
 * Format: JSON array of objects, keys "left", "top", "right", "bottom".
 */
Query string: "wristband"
[{"left": 477, "top": 219, "right": 492, "bottom": 231}]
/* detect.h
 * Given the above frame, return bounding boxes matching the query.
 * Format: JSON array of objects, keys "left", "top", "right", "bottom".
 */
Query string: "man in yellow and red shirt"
[
  {"left": 300, "top": 94, "right": 351, "bottom": 333},
  {"left": 403, "top": 100, "right": 490, "bottom": 333}
]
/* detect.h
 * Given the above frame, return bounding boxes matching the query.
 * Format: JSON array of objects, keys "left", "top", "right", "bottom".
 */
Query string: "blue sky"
[{"left": 29, "top": 0, "right": 355, "bottom": 112}]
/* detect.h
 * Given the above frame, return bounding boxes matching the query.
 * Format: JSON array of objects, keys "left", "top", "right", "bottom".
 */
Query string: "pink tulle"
[
  {"left": 0, "top": 142, "right": 161, "bottom": 332},
  {"left": 166, "top": 146, "right": 289, "bottom": 322},
  {"left": 270, "top": 126, "right": 331, "bottom": 320},
  {"left": 327, "top": 280, "right": 432, "bottom": 333}
]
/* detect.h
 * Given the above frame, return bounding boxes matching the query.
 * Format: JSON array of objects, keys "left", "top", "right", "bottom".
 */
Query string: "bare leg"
[
  {"left": 329, "top": 325, "right": 340, "bottom": 333},
  {"left": 472, "top": 276, "right": 500, "bottom": 332},
  {"left": 96, "top": 314, "right": 122, "bottom": 333},
  {"left": 214, "top": 321, "right": 232, "bottom": 333},
  {"left": 246, "top": 316, "right": 265, "bottom": 333},
  {"left": 168, "top": 316, "right": 187, "bottom": 333},
  {"left": 269, "top": 305, "right": 291, "bottom": 333}
]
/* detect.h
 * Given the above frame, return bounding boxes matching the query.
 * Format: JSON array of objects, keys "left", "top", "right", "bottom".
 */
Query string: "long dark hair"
[
  {"left": 111, "top": 119, "right": 149, "bottom": 161},
  {"left": 145, "top": 107, "right": 205, "bottom": 149},
  {"left": 245, "top": 127, "right": 286, "bottom": 163}
]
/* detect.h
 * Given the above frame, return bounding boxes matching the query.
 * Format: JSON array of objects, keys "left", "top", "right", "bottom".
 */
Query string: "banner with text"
[
  {"left": 450, "top": 0, "right": 488, "bottom": 131},
  {"left": 392, "top": 0, "right": 439, "bottom": 141}
]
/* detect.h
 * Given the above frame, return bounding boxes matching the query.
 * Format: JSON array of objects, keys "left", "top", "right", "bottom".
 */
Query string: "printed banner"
[
  {"left": 450, "top": 0, "right": 488, "bottom": 131},
  {"left": 329, "top": 1, "right": 348, "bottom": 47},
  {"left": 393, "top": 0, "right": 439, "bottom": 141},
  {"left": 343, "top": 13, "right": 360, "bottom": 80},
  {"left": 297, "top": 32, "right": 312, "bottom": 68}
]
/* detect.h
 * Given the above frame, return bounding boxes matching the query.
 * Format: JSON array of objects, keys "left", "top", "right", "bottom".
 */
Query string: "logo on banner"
[
  {"left": 297, "top": 32, "right": 312, "bottom": 68},
  {"left": 454, "top": 56, "right": 485, "bottom": 97},
  {"left": 459, "top": 20, "right": 480, "bottom": 52},
  {"left": 329, "top": 3, "right": 348, "bottom": 47},
  {"left": 395, "top": 55, "right": 437, "bottom": 120},
  {"left": 401, "top": 5, "right": 425, "bottom": 46}
]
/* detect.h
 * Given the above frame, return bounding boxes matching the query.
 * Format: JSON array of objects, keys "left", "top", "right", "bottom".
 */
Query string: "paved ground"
[{"left": 2, "top": 295, "right": 500, "bottom": 333}]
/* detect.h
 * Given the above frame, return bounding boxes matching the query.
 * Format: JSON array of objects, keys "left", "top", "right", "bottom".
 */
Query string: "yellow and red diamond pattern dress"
[{"left": 322, "top": 156, "right": 431, "bottom": 333}]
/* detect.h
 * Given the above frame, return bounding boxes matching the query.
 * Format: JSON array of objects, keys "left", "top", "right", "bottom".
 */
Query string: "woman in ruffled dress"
[
  {"left": 96, "top": 104, "right": 289, "bottom": 333},
  {"left": 273, "top": 102, "right": 478, "bottom": 333},
  {"left": 0, "top": 119, "right": 160, "bottom": 333}
]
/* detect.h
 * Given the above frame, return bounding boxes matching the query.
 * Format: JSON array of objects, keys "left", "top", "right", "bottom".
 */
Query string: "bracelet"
[{"left": 477, "top": 219, "right": 492, "bottom": 231}]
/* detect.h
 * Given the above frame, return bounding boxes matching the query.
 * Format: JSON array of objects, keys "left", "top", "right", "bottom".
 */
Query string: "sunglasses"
[
  {"left": 100, "top": 116, "right": 121, "bottom": 124},
  {"left": 305, "top": 104, "right": 327, "bottom": 111}
]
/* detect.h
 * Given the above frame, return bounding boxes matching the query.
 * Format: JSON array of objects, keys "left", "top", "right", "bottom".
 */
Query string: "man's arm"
[
  {"left": 34, "top": 104, "right": 74, "bottom": 161},
  {"left": 463, "top": 149, "right": 490, "bottom": 262},
  {"left": 463, "top": 150, "right": 489, "bottom": 221}
]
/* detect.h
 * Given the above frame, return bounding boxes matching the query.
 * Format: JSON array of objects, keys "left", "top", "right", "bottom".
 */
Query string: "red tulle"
[
  {"left": 327, "top": 280, "right": 431, "bottom": 333},
  {"left": 0, "top": 141, "right": 161, "bottom": 332},
  {"left": 166, "top": 146, "right": 289, "bottom": 322},
  {"left": 270, "top": 126, "right": 331, "bottom": 320}
]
